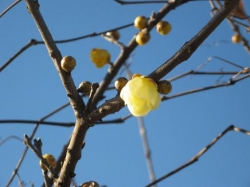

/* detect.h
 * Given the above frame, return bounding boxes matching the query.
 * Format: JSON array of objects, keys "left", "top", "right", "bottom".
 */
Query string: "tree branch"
[{"left": 148, "top": 0, "right": 241, "bottom": 80}]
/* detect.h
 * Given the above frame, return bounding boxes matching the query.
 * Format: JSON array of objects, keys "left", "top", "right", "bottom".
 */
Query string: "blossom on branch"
[
  {"left": 120, "top": 74, "right": 161, "bottom": 117},
  {"left": 90, "top": 48, "right": 111, "bottom": 68}
]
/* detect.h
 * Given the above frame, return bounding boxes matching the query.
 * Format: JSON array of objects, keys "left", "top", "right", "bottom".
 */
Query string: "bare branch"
[{"left": 145, "top": 125, "right": 250, "bottom": 187}]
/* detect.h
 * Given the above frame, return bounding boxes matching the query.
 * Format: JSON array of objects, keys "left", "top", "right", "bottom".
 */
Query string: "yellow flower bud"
[
  {"left": 81, "top": 181, "right": 100, "bottom": 187},
  {"left": 61, "top": 56, "right": 76, "bottom": 72},
  {"left": 134, "top": 16, "right": 148, "bottom": 30},
  {"left": 106, "top": 30, "right": 120, "bottom": 40},
  {"left": 157, "top": 80, "right": 172, "bottom": 94},
  {"left": 156, "top": 21, "right": 172, "bottom": 35},
  {"left": 120, "top": 75, "right": 161, "bottom": 116},
  {"left": 90, "top": 48, "right": 111, "bottom": 68},
  {"left": 135, "top": 31, "right": 150, "bottom": 46},
  {"left": 231, "top": 33, "right": 242, "bottom": 44},
  {"left": 39, "top": 154, "right": 56, "bottom": 171},
  {"left": 115, "top": 77, "right": 128, "bottom": 92},
  {"left": 78, "top": 81, "right": 92, "bottom": 95}
]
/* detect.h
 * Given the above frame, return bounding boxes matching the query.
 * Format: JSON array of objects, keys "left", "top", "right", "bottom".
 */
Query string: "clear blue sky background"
[{"left": 0, "top": 1, "right": 250, "bottom": 187}]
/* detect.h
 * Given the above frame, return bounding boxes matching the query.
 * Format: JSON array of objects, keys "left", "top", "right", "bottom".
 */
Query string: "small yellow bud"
[
  {"left": 81, "top": 181, "right": 100, "bottom": 187},
  {"left": 134, "top": 16, "right": 148, "bottom": 30},
  {"left": 157, "top": 80, "right": 172, "bottom": 94},
  {"left": 231, "top": 33, "right": 242, "bottom": 43},
  {"left": 106, "top": 30, "right": 120, "bottom": 40},
  {"left": 115, "top": 77, "right": 128, "bottom": 92},
  {"left": 132, "top": 73, "right": 142, "bottom": 79},
  {"left": 78, "top": 81, "right": 92, "bottom": 95},
  {"left": 39, "top": 154, "right": 56, "bottom": 171},
  {"left": 61, "top": 56, "right": 76, "bottom": 72},
  {"left": 135, "top": 31, "right": 150, "bottom": 46},
  {"left": 156, "top": 21, "right": 172, "bottom": 35}
]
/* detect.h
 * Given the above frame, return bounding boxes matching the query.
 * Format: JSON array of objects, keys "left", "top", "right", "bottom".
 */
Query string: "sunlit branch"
[
  {"left": 145, "top": 125, "right": 250, "bottom": 187},
  {"left": 0, "top": 0, "right": 21, "bottom": 18}
]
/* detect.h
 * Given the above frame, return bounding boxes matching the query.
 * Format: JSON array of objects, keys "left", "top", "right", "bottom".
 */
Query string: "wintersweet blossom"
[
  {"left": 120, "top": 75, "right": 161, "bottom": 116},
  {"left": 90, "top": 48, "right": 110, "bottom": 68}
]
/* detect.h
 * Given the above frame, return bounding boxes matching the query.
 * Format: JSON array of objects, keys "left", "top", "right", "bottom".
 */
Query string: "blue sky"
[{"left": 1, "top": 1, "right": 250, "bottom": 187}]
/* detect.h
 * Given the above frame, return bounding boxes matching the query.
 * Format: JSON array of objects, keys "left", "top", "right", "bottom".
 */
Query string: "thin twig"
[
  {"left": 196, "top": 56, "right": 244, "bottom": 71},
  {"left": 138, "top": 117, "right": 157, "bottom": 186},
  {"left": 0, "top": 0, "right": 22, "bottom": 18},
  {"left": 0, "top": 120, "right": 74, "bottom": 127},
  {"left": 0, "top": 136, "right": 23, "bottom": 146},
  {"left": 145, "top": 125, "right": 250, "bottom": 187},
  {"left": 0, "top": 39, "right": 42, "bottom": 72},
  {"left": 163, "top": 73, "right": 250, "bottom": 101},
  {"left": 0, "top": 23, "right": 133, "bottom": 72}
]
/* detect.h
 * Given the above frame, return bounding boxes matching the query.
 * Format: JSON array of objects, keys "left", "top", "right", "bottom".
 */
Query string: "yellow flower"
[
  {"left": 39, "top": 154, "right": 57, "bottom": 171},
  {"left": 120, "top": 75, "right": 161, "bottom": 116},
  {"left": 90, "top": 48, "right": 110, "bottom": 68}
]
